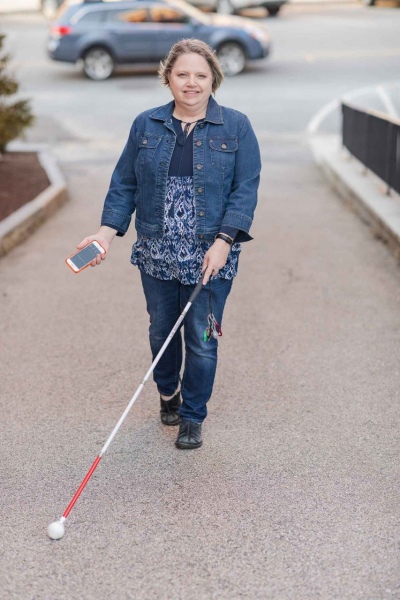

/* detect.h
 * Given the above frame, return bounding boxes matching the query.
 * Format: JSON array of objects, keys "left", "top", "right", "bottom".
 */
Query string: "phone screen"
[{"left": 69, "top": 243, "right": 103, "bottom": 269}]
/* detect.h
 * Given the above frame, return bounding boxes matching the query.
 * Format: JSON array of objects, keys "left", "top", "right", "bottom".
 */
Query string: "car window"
[
  {"left": 74, "top": 9, "right": 104, "bottom": 24},
  {"left": 165, "top": 0, "right": 209, "bottom": 25},
  {"left": 149, "top": 6, "right": 189, "bottom": 23},
  {"left": 104, "top": 8, "right": 150, "bottom": 23}
]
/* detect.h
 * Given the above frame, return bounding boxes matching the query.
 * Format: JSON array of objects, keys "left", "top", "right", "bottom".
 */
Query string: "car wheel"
[
  {"left": 41, "top": 0, "right": 60, "bottom": 19},
  {"left": 82, "top": 47, "right": 114, "bottom": 81},
  {"left": 267, "top": 5, "right": 280, "bottom": 16},
  {"left": 216, "top": 0, "right": 234, "bottom": 13},
  {"left": 216, "top": 42, "right": 246, "bottom": 76}
]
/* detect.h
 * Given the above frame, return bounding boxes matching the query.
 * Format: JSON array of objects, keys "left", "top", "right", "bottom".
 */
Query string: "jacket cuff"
[
  {"left": 101, "top": 209, "right": 132, "bottom": 237},
  {"left": 221, "top": 212, "right": 252, "bottom": 233}
]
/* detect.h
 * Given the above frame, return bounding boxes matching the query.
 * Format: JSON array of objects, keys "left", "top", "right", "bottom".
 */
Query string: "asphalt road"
[
  {"left": 1, "top": 3, "right": 400, "bottom": 599},
  {"left": 3, "top": 2, "right": 400, "bottom": 155}
]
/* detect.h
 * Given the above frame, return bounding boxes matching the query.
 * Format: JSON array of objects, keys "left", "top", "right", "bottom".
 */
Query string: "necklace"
[
  {"left": 173, "top": 111, "right": 206, "bottom": 146},
  {"left": 177, "top": 121, "right": 196, "bottom": 147},
  {"left": 173, "top": 116, "right": 202, "bottom": 146},
  {"left": 173, "top": 111, "right": 205, "bottom": 123}
]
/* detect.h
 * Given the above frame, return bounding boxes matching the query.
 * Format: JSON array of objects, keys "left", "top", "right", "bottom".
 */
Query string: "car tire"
[
  {"left": 361, "top": 0, "right": 375, "bottom": 5},
  {"left": 266, "top": 5, "right": 280, "bottom": 16},
  {"left": 216, "top": 42, "right": 246, "bottom": 76},
  {"left": 216, "top": 0, "right": 234, "bottom": 14},
  {"left": 82, "top": 47, "right": 115, "bottom": 81},
  {"left": 41, "top": 0, "right": 60, "bottom": 20}
]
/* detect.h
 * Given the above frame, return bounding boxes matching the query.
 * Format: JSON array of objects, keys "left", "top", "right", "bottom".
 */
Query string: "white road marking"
[
  {"left": 307, "top": 98, "right": 340, "bottom": 135},
  {"left": 376, "top": 85, "right": 399, "bottom": 119},
  {"left": 306, "top": 81, "right": 400, "bottom": 135}
]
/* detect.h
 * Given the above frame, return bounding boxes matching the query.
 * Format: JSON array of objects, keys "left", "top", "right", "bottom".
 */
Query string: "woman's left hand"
[{"left": 202, "top": 239, "right": 231, "bottom": 285}]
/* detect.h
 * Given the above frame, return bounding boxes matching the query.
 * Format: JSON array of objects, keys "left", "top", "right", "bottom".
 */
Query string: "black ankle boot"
[
  {"left": 160, "top": 391, "right": 181, "bottom": 426},
  {"left": 175, "top": 419, "right": 203, "bottom": 449}
]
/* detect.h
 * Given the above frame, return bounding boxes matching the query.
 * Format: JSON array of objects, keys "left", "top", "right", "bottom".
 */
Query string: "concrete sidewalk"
[{"left": 1, "top": 123, "right": 400, "bottom": 599}]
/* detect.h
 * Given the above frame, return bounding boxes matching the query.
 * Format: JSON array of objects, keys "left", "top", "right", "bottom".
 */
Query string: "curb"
[
  {"left": 309, "top": 134, "right": 400, "bottom": 261},
  {"left": 0, "top": 144, "right": 68, "bottom": 258}
]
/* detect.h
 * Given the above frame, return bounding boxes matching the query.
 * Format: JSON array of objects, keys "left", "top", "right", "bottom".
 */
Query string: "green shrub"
[{"left": 0, "top": 33, "right": 34, "bottom": 154}]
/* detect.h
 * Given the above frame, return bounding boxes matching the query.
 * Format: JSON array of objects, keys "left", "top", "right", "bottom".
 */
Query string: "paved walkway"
[{"left": 1, "top": 128, "right": 400, "bottom": 598}]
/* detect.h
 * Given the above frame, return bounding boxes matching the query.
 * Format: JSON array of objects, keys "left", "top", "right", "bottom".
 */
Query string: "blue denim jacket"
[{"left": 101, "top": 96, "right": 261, "bottom": 243}]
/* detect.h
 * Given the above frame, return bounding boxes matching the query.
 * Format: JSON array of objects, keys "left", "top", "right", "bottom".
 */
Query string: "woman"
[{"left": 77, "top": 39, "right": 261, "bottom": 450}]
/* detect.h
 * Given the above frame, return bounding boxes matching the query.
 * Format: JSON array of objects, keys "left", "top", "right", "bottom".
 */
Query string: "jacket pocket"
[
  {"left": 209, "top": 138, "right": 238, "bottom": 171},
  {"left": 137, "top": 133, "right": 162, "bottom": 170}
]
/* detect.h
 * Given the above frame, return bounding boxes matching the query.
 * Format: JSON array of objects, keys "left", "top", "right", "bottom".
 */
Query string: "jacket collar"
[{"left": 150, "top": 95, "right": 223, "bottom": 125}]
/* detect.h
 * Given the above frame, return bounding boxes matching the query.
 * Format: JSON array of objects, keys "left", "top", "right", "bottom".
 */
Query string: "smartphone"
[{"left": 65, "top": 241, "right": 106, "bottom": 273}]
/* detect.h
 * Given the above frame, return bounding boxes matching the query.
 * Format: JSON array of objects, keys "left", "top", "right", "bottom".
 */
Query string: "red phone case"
[{"left": 65, "top": 242, "right": 106, "bottom": 274}]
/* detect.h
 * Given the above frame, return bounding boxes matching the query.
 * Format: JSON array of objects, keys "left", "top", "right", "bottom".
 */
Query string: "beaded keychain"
[{"left": 203, "top": 280, "right": 223, "bottom": 342}]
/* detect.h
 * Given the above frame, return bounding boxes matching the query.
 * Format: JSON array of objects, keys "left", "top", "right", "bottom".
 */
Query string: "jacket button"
[
  {"left": 196, "top": 164, "right": 203, "bottom": 170},
  {"left": 199, "top": 124, "right": 204, "bottom": 129},
  {"left": 199, "top": 211, "right": 205, "bottom": 217},
  {"left": 143, "top": 139, "right": 148, "bottom": 145},
  {"left": 198, "top": 187, "right": 203, "bottom": 193},
  {"left": 199, "top": 234, "right": 204, "bottom": 239},
  {"left": 221, "top": 143, "right": 227, "bottom": 149},
  {"left": 196, "top": 141, "right": 202, "bottom": 146}
]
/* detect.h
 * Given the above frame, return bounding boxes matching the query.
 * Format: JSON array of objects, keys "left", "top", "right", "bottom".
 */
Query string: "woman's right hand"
[{"left": 77, "top": 227, "right": 116, "bottom": 267}]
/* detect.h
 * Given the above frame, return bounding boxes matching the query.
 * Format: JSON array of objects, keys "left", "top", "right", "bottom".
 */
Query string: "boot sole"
[
  {"left": 161, "top": 417, "right": 181, "bottom": 426},
  {"left": 175, "top": 440, "right": 203, "bottom": 449}
]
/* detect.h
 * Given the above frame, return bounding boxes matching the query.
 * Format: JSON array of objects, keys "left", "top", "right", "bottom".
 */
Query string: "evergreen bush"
[{"left": 0, "top": 33, "right": 34, "bottom": 154}]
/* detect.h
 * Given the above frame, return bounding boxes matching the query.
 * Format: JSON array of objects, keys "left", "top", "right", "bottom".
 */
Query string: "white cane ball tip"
[{"left": 47, "top": 521, "right": 65, "bottom": 540}]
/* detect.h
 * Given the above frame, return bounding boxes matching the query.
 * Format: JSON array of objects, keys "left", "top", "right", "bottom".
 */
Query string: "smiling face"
[{"left": 168, "top": 52, "right": 213, "bottom": 118}]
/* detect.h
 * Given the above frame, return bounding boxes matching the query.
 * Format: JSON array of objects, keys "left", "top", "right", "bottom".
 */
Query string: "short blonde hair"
[{"left": 159, "top": 39, "right": 224, "bottom": 94}]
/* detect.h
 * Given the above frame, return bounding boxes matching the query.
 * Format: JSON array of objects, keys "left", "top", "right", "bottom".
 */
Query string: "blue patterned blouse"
[{"left": 130, "top": 118, "right": 241, "bottom": 285}]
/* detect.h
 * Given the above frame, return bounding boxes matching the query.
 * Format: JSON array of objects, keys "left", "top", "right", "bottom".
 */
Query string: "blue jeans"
[{"left": 140, "top": 272, "right": 233, "bottom": 423}]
